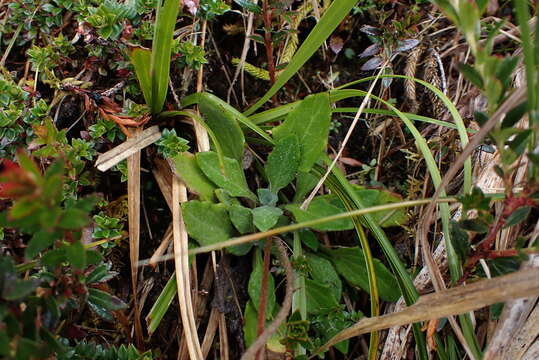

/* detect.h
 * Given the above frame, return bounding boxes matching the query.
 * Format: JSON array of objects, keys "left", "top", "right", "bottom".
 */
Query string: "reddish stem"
[
  {"left": 262, "top": 0, "right": 276, "bottom": 87},
  {"left": 256, "top": 238, "right": 272, "bottom": 360}
]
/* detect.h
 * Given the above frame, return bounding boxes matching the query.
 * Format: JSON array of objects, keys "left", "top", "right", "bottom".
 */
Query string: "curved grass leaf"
[
  {"left": 243, "top": 0, "right": 358, "bottom": 115},
  {"left": 129, "top": 48, "right": 152, "bottom": 106},
  {"left": 150, "top": 0, "right": 181, "bottom": 113}
]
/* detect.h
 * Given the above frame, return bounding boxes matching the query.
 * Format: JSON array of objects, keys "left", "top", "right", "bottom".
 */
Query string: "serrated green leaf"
[
  {"left": 266, "top": 135, "right": 300, "bottom": 193},
  {"left": 182, "top": 200, "right": 234, "bottom": 247},
  {"left": 196, "top": 151, "right": 255, "bottom": 200},
  {"left": 273, "top": 93, "right": 331, "bottom": 172}
]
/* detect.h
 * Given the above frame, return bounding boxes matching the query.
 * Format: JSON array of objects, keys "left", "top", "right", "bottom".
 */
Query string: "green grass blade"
[
  {"left": 325, "top": 178, "right": 381, "bottom": 359},
  {"left": 243, "top": 0, "right": 357, "bottom": 115},
  {"left": 129, "top": 48, "right": 153, "bottom": 107},
  {"left": 331, "top": 88, "right": 482, "bottom": 356},
  {"left": 316, "top": 164, "right": 428, "bottom": 360},
  {"left": 336, "top": 74, "right": 473, "bottom": 194},
  {"left": 150, "top": 0, "right": 181, "bottom": 114},
  {"left": 146, "top": 273, "right": 176, "bottom": 335}
]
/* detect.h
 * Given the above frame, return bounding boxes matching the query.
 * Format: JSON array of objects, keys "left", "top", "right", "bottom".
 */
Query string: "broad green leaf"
[
  {"left": 273, "top": 93, "right": 331, "bottom": 172},
  {"left": 252, "top": 206, "right": 283, "bottom": 232},
  {"left": 305, "top": 279, "right": 339, "bottom": 314},
  {"left": 182, "top": 200, "right": 234, "bottom": 247},
  {"left": 147, "top": 273, "right": 176, "bottom": 335},
  {"left": 58, "top": 208, "right": 90, "bottom": 229},
  {"left": 65, "top": 241, "right": 86, "bottom": 270},
  {"left": 287, "top": 187, "right": 408, "bottom": 230},
  {"left": 356, "top": 188, "right": 409, "bottom": 227},
  {"left": 150, "top": 0, "right": 181, "bottom": 113},
  {"left": 129, "top": 48, "right": 152, "bottom": 106},
  {"left": 244, "top": 0, "right": 358, "bottom": 115},
  {"left": 172, "top": 152, "right": 216, "bottom": 201},
  {"left": 2, "top": 278, "right": 39, "bottom": 301},
  {"left": 265, "top": 135, "right": 300, "bottom": 193},
  {"left": 293, "top": 172, "right": 318, "bottom": 203},
  {"left": 286, "top": 195, "right": 353, "bottom": 231},
  {"left": 326, "top": 247, "right": 400, "bottom": 302},
  {"left": 196, "top": 151, "right": 256, "bottom": 200},
  {"left": 26, "top": 230, "right": 56, "bottom": 259},
  {"left": 248, "top": 249, "right": 276, "bottom": 317},
  {"left": 182, "top": 93, "right": 247, "bottom": 161},
  {"left": 306, "top": 254, "right": 341, "bottom": 304},
  {"left": 299, "top": 229, "right": 319, "bottom": 251},
  {"left": 228, "top": 204, "right": 254, "bottom": 234},
  {"left": 459, "top": 63, "right": 484, "bottom": 89}
]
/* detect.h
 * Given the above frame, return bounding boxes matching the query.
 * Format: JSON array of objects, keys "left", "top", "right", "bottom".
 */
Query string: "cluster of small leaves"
[
  {"left": 85, "top": 0, "right": 157, "bottom": 40},
  {"left": 89, "top": 118, "right": 125, "bottom": 142},
  {"left": 0, "top": 76, "right": 57, "bottom": 157},
  {"left": 1, "top": 0, "right": 76, "bottom": 46},
  {"left": 198, "top": 0, "right": 230, "bottom": 20},
  {"left": 156, "top": 129, "right": 189, "bottom": 159},
  {"left": 92, "top": 213, "right": 124, "bottom": 242},
  {"left": 0, "top": 156, "right": 126, "bottom": 359},
  {"left": 174, "top": 41, "right": 208, "bottom": 69},
  {"left": 57, "top": 341, "right": 153, "bottom": 360}
]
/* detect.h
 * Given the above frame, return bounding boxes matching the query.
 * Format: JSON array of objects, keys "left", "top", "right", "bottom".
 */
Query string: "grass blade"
[
  {"left": 129, "top": 48, "right": 153, "bottom": 107},
  {"left": 243, "top": 0, "right": 357, "bottom": 115},
  {"left": 146, "top": 273, "right": 177, "bottom": 335},
  {"left": 150, "top": 0, "right": 181, "bottom": 114}
]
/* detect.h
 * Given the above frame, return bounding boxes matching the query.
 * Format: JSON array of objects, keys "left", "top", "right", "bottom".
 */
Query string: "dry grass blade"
[
  {"left": 127, "top": 135, "right": 143, "bottom": 347},
  {"left": 172, "top": 175, "right": 203, "bottom": 360},
  {"left": 95, "top": 126, "right": 161, "bottom": 171},
  {"left": 201, "top": 307, "right": 220, "bottom": 359},
  {"left": 318, "top": 267, "right": 539, "bottom": 353},
  {"left": 149, "top": 223, "right": 173, "bottom": 268}
]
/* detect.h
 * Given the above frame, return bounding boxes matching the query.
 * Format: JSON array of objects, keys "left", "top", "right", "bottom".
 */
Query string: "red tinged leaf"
[{"left": 0, "top": 159, "right": 38, "bottom": 199}]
